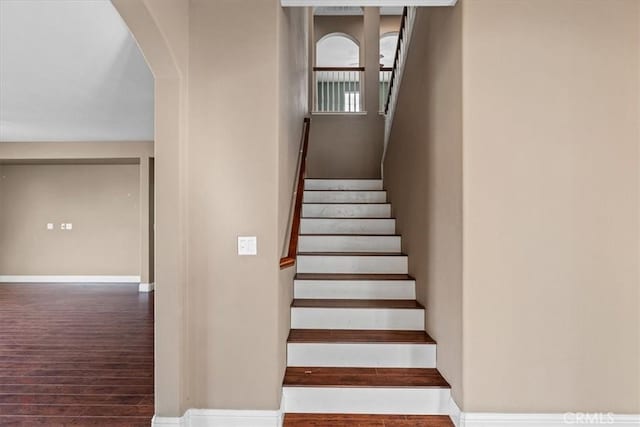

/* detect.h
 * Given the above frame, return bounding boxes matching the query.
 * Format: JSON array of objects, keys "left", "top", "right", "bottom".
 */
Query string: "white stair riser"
[
  {"left": 283, "top": 387, "right": 451, "bottom": 414},
  {"left": 298, "top": 235, "right": 401, "bottom": 253},
  {"left": 305, "top": 180, "right": 383, "bottom": 191},
  {"left": 297, "top": 255, "right": 408, "bottom": 274},
  {"left": 303, "top": 191, "right": 387, "bottom": 203},
  {"left": 290, "top": 307, "right": 424, "bottom": 330},
  {"left": 287, "top": 343, "right": 436, "bottom": 368},
  {"left": 294, "top": 280, "right": 416, "bottom": 300},
  {"left": 302, "top": 204, "right": 391, "bottom": 218},
  {"left": 300, "top": 219, "right": 396, "bottom": 235}
]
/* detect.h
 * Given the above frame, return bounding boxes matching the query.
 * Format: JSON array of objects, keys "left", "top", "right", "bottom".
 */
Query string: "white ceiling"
[{"left": 0, "top": 0, "right": 154, "bottom": 142}]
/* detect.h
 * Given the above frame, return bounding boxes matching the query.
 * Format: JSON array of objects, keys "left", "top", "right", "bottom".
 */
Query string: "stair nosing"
[
  {"left": 283, "top": 367, "right": 450, "bottom": 389},
  {"left": 298, "top": 234, "right": 401, "bottom": 237},
  {"left": 297, "top": 252, "right": 407, "bottom": 256},
  {"left": 287, "top": 329, "right": 436, "bottom": 345},
  {"left": 291, "top": 299, "right": 425, "bottom": 309},
  {"left": 295, "top": 274, "right": 416, "bottom": 281},
  {"left": 301, "top": 217, "right": 396, "bottom": 220},
  {"left": 303, "top": 202, "right": 391, "bottom": 205}
]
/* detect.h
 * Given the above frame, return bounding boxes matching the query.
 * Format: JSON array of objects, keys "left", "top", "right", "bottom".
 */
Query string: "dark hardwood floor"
[
  {"left": 283, "top": 413, "right": 454, "bottom": 426},
  {"left": 0, "top": 284, "right": 154, "bottom": 426}
]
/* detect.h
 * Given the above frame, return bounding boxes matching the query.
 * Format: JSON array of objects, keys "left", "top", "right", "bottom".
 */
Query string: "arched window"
[
  {"left": 380, "top": 32, "right": 399, "bottom": 68},
  {"left": 316, "top": 33, "right": 360, "bottom": 67}
]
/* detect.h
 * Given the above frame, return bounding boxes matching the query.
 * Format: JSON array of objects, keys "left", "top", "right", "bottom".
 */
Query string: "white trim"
[
  {"left": 284, "top": 0, "right": 457, "bottom": 6},
  {"left": 0, "top": 275, "right": 141, "bottom": 283},
  {"left": 282, "top": 386, "right": 451, "bottom": 414},
  {"left": 287, "top": 342, "right": 436, "bottom": 367},
  {"left": 152, "top": 408, "right": 282, "bottom": 427},
  {"left": 311, "top": 111, "right": 368, "bottom": 116},
  {"left": 460, "top": 412, "right": 640, "bottom": 427},
  {"left": 447, "top": 396, "right": 462, "bottom": 427},
  {"left": 139, "top": 282, "right": 155, "bottom": 292},
  {"left": 152, "top": 415, "right": 185, "bottom": 427}
]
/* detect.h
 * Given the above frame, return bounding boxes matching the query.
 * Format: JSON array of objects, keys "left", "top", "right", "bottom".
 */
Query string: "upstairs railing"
[
  {"left": 379, "top": 67, "right": 392, "bottom": 113},
  {"left": 384, "top": 7, "right": 409, "bottom": 116},
  {"left": 313, "top": 67, "right": 365, "bottom": 113},
  {"left": 382, "top": 7, "right": 417, "bottom": 170}
]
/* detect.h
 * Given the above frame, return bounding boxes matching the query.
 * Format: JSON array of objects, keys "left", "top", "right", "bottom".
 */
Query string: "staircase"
[{"left": 282, "top": 179, "right": 454, "bottom": 426}]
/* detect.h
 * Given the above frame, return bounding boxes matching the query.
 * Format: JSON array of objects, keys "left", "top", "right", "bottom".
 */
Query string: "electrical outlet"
[
  {"left": 60, "top": 223, "right": 66, "bottom": 230},
  {"left": 238, "top": 236, "right": 257, "bottom": 256}
]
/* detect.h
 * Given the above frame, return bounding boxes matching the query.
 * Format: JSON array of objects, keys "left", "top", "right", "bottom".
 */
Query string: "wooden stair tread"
[
  {"left": 299, "top": 234, "right": 401, "bottom": 237},
  {"left": 288, "top": 329, "right": 435, "bottom": 344},
  {"left": 292, "top": 299, "right": 424, "bottom": 309},
  {"left": 302, "top": 217, "right": 396, "bottom": 220},
  {"left": 283, "top": 367, "right": 450, "bottom": 388},
  {"left": 296, "top": 273, "right": 415, "bottom": 281},
  {"left": 283, "top": 413, "right": 454, "bottom": 427},
  {"left": 297, "top": 252, "right": 406, "bottom": 256},
  {"left": 303, "top": 202, "right": 390, "bottom": 205}
]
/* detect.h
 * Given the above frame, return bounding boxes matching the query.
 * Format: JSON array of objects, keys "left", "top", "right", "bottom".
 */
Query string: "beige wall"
[
  {"left": 308, "top": 111, "right": 383, "bottom": 179},
  {"left": 111, "top": 0, "right": 189, "bottom": 416},
  {"left": 278, "top": 4, "right": 309, "bottom": 406},
  {"left": 116, "top": 0, "right": 308, "bottom": 415},
  {"left": 383, "top": 6, "right": 463, "bottom": 405},
  {"left": 186, "top": 0, "right": 281, "bottom": 410},
  {"left": 380, "top": 15, "right": 401, "bottom": 36},
  {"left": 0, "top": 163, "right": 140, "bottom": 276},
  {"left": 386, "top": 0, "right": 640, "bottom": 414},
  {"left": 0, "top": 140, "right": 153, "bottom": 160},
  {"left": 462, "top": 0, "right": 639, "bottom": 413}
]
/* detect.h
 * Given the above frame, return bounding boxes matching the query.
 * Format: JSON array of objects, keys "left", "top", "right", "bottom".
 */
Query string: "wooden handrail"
[
  {"left": 313, "top": 66, "right": 365, "bottom": 72},
  {"left": 380, "top": 67, "right": 393, "bottom": 72},
  {"left": 384, "top": 7, "right": 408, "bottom": 115},
  {"left": 280, "top": 117, "right": 311, "bottom": 269}
]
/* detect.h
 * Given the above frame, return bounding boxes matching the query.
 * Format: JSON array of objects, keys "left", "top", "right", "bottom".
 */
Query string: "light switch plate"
[
  {"left": 66, "top": 223, "right": 73, "bottom": 230},
  {"left": 46, "top": 223, "right": 54, "bottom": 230},
  {"left": 238, "top": 236, "right": 257, "bottom": 256},
  {"left": 60, "top": 223, "right": 66, "bottom": 230}
]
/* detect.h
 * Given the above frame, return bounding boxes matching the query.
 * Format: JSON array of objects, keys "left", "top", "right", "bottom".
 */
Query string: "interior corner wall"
[
  {"left": 307, "top": 8, "right": 384, "bottom": 179},
  {"left": 185, "top": 0, "right": 283, "bottom": 411},
  {"left": 0, "top": 163, "right": 140, "bottom": 276},
  {"left": 277, "top": 4, "right": 309, "bottom": 404},
  {"left": 383, "top": 6, "right": 463, "bottom": 406},
  {"left": 462, "top": 0, "right": 640, "bottom": 413}
]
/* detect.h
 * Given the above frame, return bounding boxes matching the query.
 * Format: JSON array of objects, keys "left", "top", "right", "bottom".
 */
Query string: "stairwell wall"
[
  {"left": 462, "top": 0, "right": 640, "bottom": 413},
  {"left": 115, "top": 0, "right": 308, "bottom": 417},
  {"left": 278, "top": 4, "right": 310, "bottom": 410},
  {"left": 383, "top": 5, "right": 464, "bottom": 407},
  {"left": 385, "top": 0, "right": 640, "bottom": 414}
]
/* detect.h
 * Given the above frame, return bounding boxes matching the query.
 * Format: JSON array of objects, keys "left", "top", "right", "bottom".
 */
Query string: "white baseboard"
[
  {"left": 446, "top": 395, "right": 640, "bottom": 427},
  {"left": 139, "top": 282, "right": 155, "bottom": 292},
  {"left": 460, "top": 412, "right": 640, "bottom": 426},
  {"left": 0, "top": 275, "right": 141, "bottom": 283},
  {"left": 447, "top": 396, "right": 462, "bottom": 427},
  {"left": 150, "top": 402, "right": 639, "bottom": 427},
  {"left": 152, "top": 408, "right": 282, "bottom": 427}
]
